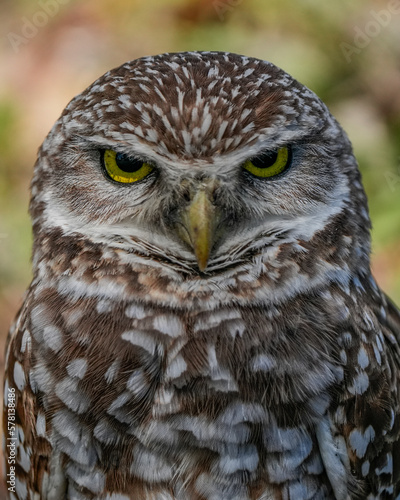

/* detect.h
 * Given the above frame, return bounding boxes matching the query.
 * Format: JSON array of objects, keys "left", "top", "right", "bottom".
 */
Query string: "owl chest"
[
  {"left": 32, "top": 298, "right": 339, "bottom": 446},
  {"left": 33, "top": 299, "right": 337, "bottom": 415},
  {"left": 27, "top": 296, "right": 343, "bottom": 497}
]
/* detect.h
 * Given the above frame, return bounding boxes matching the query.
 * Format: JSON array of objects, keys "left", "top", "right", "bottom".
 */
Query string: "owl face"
[{"left": 32, "top": 52, "right": 367, "bottom": 278}]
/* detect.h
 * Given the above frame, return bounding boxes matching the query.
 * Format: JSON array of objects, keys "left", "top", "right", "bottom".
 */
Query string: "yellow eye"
[
  {"left": 243, "top": 147, "right": 290, "bottom": 178},
  {"left": 102, "top": 149, "right": 154, "bottom": 184}
]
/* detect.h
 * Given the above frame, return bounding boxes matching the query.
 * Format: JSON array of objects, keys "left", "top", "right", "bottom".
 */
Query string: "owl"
[{"left": 3, "top": 51, "right": 400, "bottom": 500}]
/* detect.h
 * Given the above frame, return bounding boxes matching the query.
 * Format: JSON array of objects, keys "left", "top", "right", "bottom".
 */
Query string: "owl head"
[{"left": 29, "top": 52, "right": 371, "bottom": 303}]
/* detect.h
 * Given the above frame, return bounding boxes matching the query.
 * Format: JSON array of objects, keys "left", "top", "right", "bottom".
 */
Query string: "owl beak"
[{"left": 178, "top": 186, "right": 219, "bottom": 272}]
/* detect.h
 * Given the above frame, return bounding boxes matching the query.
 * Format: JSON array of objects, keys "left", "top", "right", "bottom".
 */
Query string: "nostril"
[
  {"left": 208, "top": 182, "right": 221, "bottom": 205},
  {"left": 210, "top": 187, "right": 219, "bottom": 204},
  {"left": 183, "top": 190, "right": 191, "bottom": 203},
  {"left": 180, "top": 179, "right": 192, "bottom": 203}
]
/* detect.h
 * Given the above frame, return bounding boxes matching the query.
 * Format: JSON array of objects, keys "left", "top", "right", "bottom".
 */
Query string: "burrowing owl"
[{"left": 3, "top": 51, "right": 400, "bottom": 499}]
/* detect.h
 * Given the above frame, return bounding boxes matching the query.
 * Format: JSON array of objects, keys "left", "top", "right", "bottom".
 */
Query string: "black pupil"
[
  {"left": 251, "top": 150, "right": 278, "bottom": 169},
  {"left": 115, "top": 153, "right": 143, "bottom": 173}
]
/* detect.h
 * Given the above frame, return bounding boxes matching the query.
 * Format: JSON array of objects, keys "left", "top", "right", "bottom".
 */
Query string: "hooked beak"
[{"left": 177, "top": 182, "right": 220, "bottom": 272}]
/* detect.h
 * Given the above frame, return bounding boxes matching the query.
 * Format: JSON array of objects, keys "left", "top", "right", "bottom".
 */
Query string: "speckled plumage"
[{"left": 3, "top": 51, "right": 400, "bottom": 499}]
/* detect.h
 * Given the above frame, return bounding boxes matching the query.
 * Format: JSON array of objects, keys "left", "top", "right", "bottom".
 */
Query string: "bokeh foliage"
[{"left": 1, "top": 0, "right": 400, "bottom": 342}]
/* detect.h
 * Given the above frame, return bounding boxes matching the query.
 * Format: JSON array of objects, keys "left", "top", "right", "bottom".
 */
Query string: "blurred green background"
[
  {"left": 1, "top": 1, "right": 400, "bottom": 337},
  {"left": 0, "top": 0, "right": 399, "bottom": 491},
  {"left": 0, "top": 0, "right": 400, "bottom": 430},
  {"left": 1, "top": 0, "right": 400, "bottom": 342}
]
